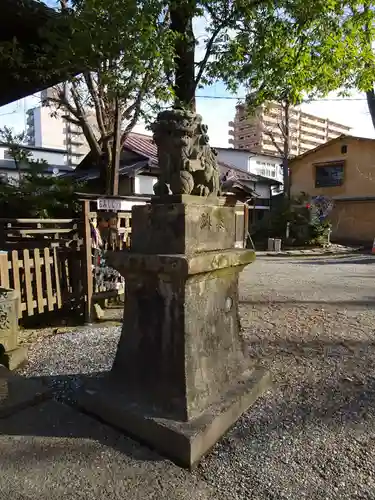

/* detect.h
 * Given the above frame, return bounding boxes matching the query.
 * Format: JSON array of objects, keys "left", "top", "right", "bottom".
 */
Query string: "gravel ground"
[
  {"left": 19, "top": 326, "right": 121, "bottom": 405},
  {"left": 19, "top": 254, "right": 375, "bottom": 500}
]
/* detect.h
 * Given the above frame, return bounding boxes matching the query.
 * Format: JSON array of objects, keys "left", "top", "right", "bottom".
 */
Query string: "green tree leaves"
[
  {"left": 209, "top": 0, "right": 375, "bottom": 106},
  {"left": 0, "top": 127, "right": 83, "bottom": 218}
]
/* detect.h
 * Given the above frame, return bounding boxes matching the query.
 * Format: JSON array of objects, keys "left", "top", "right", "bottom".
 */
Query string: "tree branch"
[
  {"left": 194, "top": 25, "right": 223, "bottom": 91},
  {"left": 262, "top": 125, "right": 283, "bottom": 156},
  {"left": 45, "top": 87, "right": 81, "bottom": 122},
  {"left": 61, "top": 114, "right": 81, "bottom": 126},
  {"left": 70, "top": 81, "right": 102, "bottom": 159},
  {"left": 59, "top": 0, "right": 68, "bottom": 10},
  {"left": 363, "top": 3, "right": 375, "bottom": 130},
  {"left": 83, "top": 71, "right": 107, "bottom": 138},
  {"left": 120, "top": 68, "right": 153, "bottom": 146},
  {"left": 366, "top": 90, "right": 375, "bottom": 129}
]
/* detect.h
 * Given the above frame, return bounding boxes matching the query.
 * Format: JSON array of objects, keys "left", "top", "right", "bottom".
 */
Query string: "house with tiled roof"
[{"left": 69, "top": 132, "right": 280, "bottom": 205}]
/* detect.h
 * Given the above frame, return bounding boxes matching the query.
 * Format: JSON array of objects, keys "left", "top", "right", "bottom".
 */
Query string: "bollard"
[
  {"left": 286, "top": 222, "right": 290, "bottom": 239},
  {"left": 274, "top": 238, "right": 282, "bottom": 252},
  {"left": 327, "top": 227, "right": 331, "bottom": 246}
]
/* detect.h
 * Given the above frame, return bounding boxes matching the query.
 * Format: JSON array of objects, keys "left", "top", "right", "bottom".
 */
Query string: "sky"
[
  {"left": 1, "top": 2, "right": 374, "bottom": 147},
  {"left": 0, "top": 87, "right": 373, "bottom": 149}
]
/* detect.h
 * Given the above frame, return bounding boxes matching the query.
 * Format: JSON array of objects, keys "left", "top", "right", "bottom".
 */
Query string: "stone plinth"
[
  {"left": 131, "top": 195, "right": 236, "bottom": 255},
  {"left": 0, "top": 365, "right": 51, "bottom": 418},
  {"left": 79, "top": 196, "right": 270, "bottom": 467},
  {"left": 0, "top": 288, "right": 27, "bottom": 370}
]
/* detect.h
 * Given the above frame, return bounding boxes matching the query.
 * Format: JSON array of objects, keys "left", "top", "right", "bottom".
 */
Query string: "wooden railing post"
[
  {"left": 0, "top": 221, "right": 6, "bottom": 250},
  {"left": 0, "top": 251, "right": 10, "bottom": 288},
  {"left": 244, "top": 203, "right": 249, "bottom": 248},
  {"left": 82, "top": 200, "right": 93, "bottom": 324}
]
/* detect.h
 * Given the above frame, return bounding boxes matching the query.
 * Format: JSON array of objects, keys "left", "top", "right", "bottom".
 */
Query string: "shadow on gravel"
[
  {"left": 240, "top": 298, "right": 375, "bottom": 308},
  {"left": 26, "top": 371, "right": 107, "bottom": 405},
  {"left": 297, "top": 257, "right": 375, "bottom": 265},
  {"left": 345, "top": 275, "right": 375, "bottom": 279},
  {"left": 232, "top": 375, "right": 375, "bottom": 439},
  {"left": 245, "top": 338, "right": 375, "bottom": 357},
  {"left": 234, "top": 337, "right": 375, "bottom": 438},
  {"left": 0, "top": 371, "right": 163, "bottom": 463}
]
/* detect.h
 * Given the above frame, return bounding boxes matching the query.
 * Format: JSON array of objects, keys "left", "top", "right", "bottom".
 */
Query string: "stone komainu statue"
[{"left": 151, "top": 108, "right": 220, "bottom": 197}]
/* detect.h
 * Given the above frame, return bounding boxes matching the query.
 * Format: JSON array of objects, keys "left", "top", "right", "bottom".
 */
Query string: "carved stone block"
[
  {"left": 131, "top": 196, "right": 236, "bottom": 255},
  {"left": 0, "top": 288, "right": 27, "bottom": 370},
  {"left": 151, "top": 108, "right": 220, "bottom": 196},
  {"left": 0, "top": 288, "right": 19, "bottom": 353},
  {"left": 79, "top": 197, "right": 270, "bottom": 467}
]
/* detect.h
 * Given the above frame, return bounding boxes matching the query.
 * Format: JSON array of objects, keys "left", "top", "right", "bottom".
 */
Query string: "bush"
[
  {"left": 252, "top": 192, "right": 331, "bottom": 247},
  {"left": 0, "top": 126, "right": 86, "bottom": 218},
  {"left": 0, "top": 163, "right": 85, "bottom": 218}
]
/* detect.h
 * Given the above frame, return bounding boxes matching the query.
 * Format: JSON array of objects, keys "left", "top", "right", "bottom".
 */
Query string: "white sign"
[{"left": 97, "top": 198, "right": 146, "bottom": 211}]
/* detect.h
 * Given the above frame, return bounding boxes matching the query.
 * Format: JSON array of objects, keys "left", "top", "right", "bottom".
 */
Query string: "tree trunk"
[
  {"left": 15, "top": 160, "right": 21, "bottom": 186},
  {"left": 170, "top": 1, "right": 197, "bottom": 111},
  {"left": 109, "top": 96, "right": 121, "bottom": 196},
  {"left": 282, "top": 100, "right": 290, "bottom": 199},
  {"left": 102, "top": 141, "right": 113, "bottom": 195},
  {"left": 366, "top": 89, "right": 375, "bottom": 130}
]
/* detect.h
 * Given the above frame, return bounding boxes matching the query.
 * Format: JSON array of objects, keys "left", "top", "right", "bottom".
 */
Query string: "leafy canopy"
[
  {"left": 207, "top": 0, "right": 375, "bottom": 106},
  {"left": 0, "top": 127, "right": 84, "bottom": 218}
]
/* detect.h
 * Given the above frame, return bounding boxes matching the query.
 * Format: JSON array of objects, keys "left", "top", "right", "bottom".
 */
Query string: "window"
[
  {"left": 315, "top": 162, "right": 344, "bottom": 188},
  {"left": 341, "top": 145, "right": 347, "bottom": 154}
]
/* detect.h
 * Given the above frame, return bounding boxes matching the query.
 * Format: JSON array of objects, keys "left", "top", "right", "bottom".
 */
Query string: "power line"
[{"left": 195, "top": 95, "right": 368, "bottom": 102}]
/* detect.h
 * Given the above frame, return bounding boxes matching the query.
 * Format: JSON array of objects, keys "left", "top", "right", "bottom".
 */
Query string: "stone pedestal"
[
  {"left": 0, "top": 288, "right": 27, "bottom": 370},
  {"left": 79, "top": 196, "right": 270, "bottom": 467},
  {"left": 0, "top": 365, "right": 51, "bottom": 418}
]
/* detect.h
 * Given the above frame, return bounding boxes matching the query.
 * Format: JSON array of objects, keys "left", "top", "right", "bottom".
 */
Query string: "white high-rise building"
[
  {"left": 25, "top": 88, "right": 94, "bottom": 166},
  {"left": 229, "top": 101, "right": 351, "bottom": 157}
]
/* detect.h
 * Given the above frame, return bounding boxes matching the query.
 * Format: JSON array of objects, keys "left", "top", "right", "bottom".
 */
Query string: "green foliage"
[
  {"left": 46, "top": 2, "right": 174, "bottom": 126},
  {"left": 0, "top": 168, "right": 83, "bottom": 218},
  {"left": 36, "top": 0, "right": 178, "bottom": 193},
  {"left": 0, "top": 127, "right": 84, "bottom": 218},
  {"left": 208, "top": 1, "right": 375, "bottom": 106},
  {"left": 252, "top": 192, "right": 331, "bottom": 247}
]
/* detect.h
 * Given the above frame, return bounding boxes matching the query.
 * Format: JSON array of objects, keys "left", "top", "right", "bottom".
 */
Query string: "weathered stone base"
[
  {"left": 0, "top": 345, "right": 28, "bottom": 371},
  {"left": 78, "top": 367, "right": 270, "bottom": 468},
  {"left": 0, "top": 365, "right": 51, "bottom": 418}
]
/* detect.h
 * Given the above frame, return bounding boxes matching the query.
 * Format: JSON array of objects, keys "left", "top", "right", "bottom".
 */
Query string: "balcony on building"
[
  {"left": 66, "top": 138, "right": 84, "bottom": 147},
  {"left": 26, "top": 114, "right": 34, "bottom": 127}
]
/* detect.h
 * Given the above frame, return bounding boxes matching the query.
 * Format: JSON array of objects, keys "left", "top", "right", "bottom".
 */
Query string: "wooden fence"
[
  {"left": 0, "top": 246, "right": 82, "bottom": 320},
  {"left": 81, "top": 198, "right": 140, "bottom": 323},
  {"left": 0, "top": 196, "right": 248, "bottom": 323},
  {"left": 0, "top": 204, "right": 137, "bottom": 322},
  {"left": 0, "top": 218, "right": 80, "bottom": 249}
]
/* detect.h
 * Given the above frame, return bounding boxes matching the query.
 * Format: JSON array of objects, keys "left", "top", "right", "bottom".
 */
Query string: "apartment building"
[
  {"left": 0, "top": 144, "right": 74, "bottom": 183},
  {"left": 229, "top": 102, "right": 351, "bottom": 157},
  {"left": 25, "top": 88, "right": 94, "bottom": 167}
]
